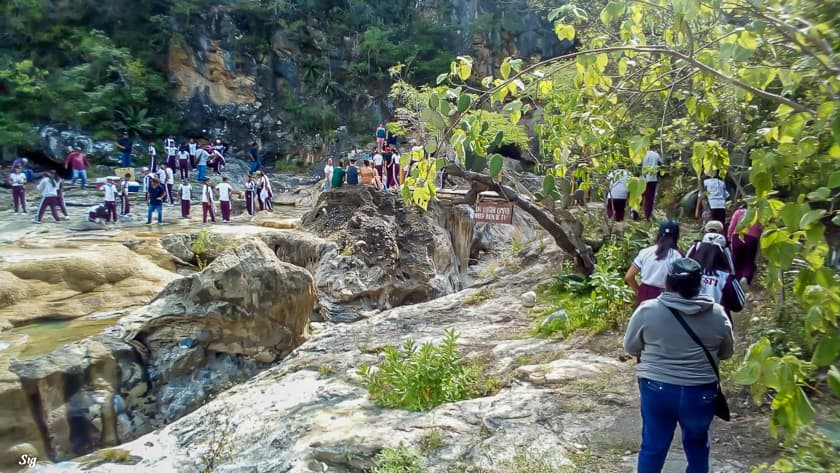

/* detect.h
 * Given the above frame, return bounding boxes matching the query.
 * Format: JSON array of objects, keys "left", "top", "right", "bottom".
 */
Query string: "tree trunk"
[{"left": 445, "top": 163, "right": 596, "bottom": 275}]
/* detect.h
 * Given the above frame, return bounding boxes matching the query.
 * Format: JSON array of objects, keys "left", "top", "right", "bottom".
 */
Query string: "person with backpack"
[
  {"left": 625, "top": 220, "right": 683, "bottom": 305},
  {"left": 624, "top": 257, "right": 734, "bottom": 473},
  {"left": 688, "top": 234, "right": 745, "bottom": 320}
]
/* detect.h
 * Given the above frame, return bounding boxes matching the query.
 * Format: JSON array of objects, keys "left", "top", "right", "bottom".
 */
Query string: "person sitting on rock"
[
  {"left": 331, "top": 159, "right": 346, "bottom": 189},
  {"left": 87, "top": 203, "right": 110, "bottom": 227},
  {"left": 360, "top": 159, "right": 376, "bottom": 188},
  {"left": 346, "top": 158, "right": 360, "bottom": 185}
]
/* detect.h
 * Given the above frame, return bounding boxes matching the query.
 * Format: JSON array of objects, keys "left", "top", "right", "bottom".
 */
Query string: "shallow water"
[{"left": 0, "top": 316, "right": 120, "bottom": 361}]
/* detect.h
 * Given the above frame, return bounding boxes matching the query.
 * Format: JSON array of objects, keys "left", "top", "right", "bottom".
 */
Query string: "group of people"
[
  {"left": 323, "top": 143, "right": 406, "bottom": 191},
  {"left": 623, "top": 211, "right": 763, "bottom": 472}
]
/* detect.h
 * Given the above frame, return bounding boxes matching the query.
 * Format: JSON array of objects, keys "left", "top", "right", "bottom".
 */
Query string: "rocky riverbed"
[{"left": 0, "top": 182, "right": 777, "bottom": 473}]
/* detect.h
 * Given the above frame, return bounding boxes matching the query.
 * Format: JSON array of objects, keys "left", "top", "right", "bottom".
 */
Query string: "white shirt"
[
  {"left": 165, "top": 168, "right": 175, "bottom": 185},
  {"left": 157, "top": 169, "right": 166, "bottom": 184},
  {"left": 201, "top": 184, "right": 214, "bottom": 203},
  {"left": 607, "top": 169, "right": 631, "bottom": 199},
  {"left": 215, "top": 183, "right": 232, "bottom": 201},
  {"left": 179, "top": 183, "right": 192, "bottom": 200},
  {"left": 188, "top": 142, "right": 197, "bottom": 155},
  {"left": 373, "top": 153, "right": 383, "bottom": 166},
  {"left": 165, "top": 139, "right": 177, "bottom": 156},
  {"left": 103, "top": 183, "right": 116, "bottom": 202},
  {"left": 324, "top": 165, "right": 333, "bottom": 181},
  {"left": 38, "top": 177, "right": 59, "bottom": 197},
  {"left": 142, "top": 175, "right": 151, "bottom": 192},
  {"left": 10, "top": 172, "right": 26, "bottom": 186},
  {"left": 196, "top": 149, "right": 209, "bottom": 166},
  {"left": 632, "top": 245, "right": 682, "bottom": 288},
  {"left": 148, "top": 145, "right": 156, "bottom": 156},
  {"left": 642, "top": 151, "right": 661, "bottom": 182},
  {"left": 177, "top": 150, "right": 189, "bottom": 161},
  {"left": 704, "top": 178, "right": 729, "bottom": 209}
]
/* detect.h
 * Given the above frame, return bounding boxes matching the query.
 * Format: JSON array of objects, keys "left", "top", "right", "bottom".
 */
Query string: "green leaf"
[
  {"left": 428, "top": 92, "right": 439, "bottom": 111},
  {"left": 436, "top": 73, "right": 449, "bottom": 85},
  {"left": 457, "top": 94, "right": 472, "bottom": 113},
  {"left": 807, "top": 187, "right": 832, "bottom": 201},
  {"left": 828, "top": 366, "right": 840, "bottom": 397},
  {"left": 457, "top": 59, "right": 472, "bottom": 81},
  {"left": 554, "top": 23, "right": 575, "bottom": 41},
  {"left": 599, "top": 1, "right": 625, "bottom": 26},
  {"left": 812, "top": 333, "right": 840, "bottom": 367},
  {"left": 734, "top": 360, "right": 761, "bottom": 385},
  {"left": 500, "top": 59, "right": 511, "bottom": 80},
  {"left": 829, "top": 172, "right": 840, "bottom": 189},
  {"left": 538, "top": 80, "right": 552, "bottom": 95},
  {"left": 800, "top": 209, "right": 826, "bottom": 229},
  {"left": 737, "top": 31, "right": 758, "bottom": 50},
  {"left": 833, "top": 214, "right": 840, "bottom": 226},
  {"left": 488, "top": 154, "right": 503, "bottom": 179},
  {"left": 628, "top": 135, "right": 650, "bottom": 164},
  {"left": 542, "top": 174, "right": 556, "bottom": 194}
]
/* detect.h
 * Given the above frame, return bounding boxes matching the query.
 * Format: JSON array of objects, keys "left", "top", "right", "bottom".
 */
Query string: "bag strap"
[{"left": 666, "top": 306, "right": 720, "bottom": 381}]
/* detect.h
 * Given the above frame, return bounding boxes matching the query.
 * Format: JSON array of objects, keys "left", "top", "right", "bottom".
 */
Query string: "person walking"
[
  {"left": 244, "top": 174, "right": 256, "bottom": 216},
  {"left": 119, "top": 173, "right": 132, "bottom": 216},
  {"left": 686, "top": 221, "right": 735, "bottom": 274},
  {"left": 201, "top": 177, "right": 216, "bottom": 223},
  {"left": 147, "top": 140, "right": 158, "bottom": 173},
  {"left": 641, "top": 150, "right": 661, "bottom": 220},
  {"left": 727, "top": 205, "right": 764, "bottom": 287},
  {"left": 103, "top": 177, "right": 118, "bottom": 222},
  {"left": 146, "top": 176, "right": 165, "bottom": 225},
  {"left": 257, "top": 171, "right": 273, "bottom": 212},
  {"left": 188, "top": 138, "right": 198, "bottom": 169},
  {"left": 33, "top": 170, "right": 62, "bottom": 223},
  {"left": 177, "top": 145, "right": 190, "bottom": 179},
  {"left": 323, "top": 158, "right": 334, "bottom": 191},
  {"left": 388, "top": 149, "right": 401, "bottom": 189},
  {"left": 117, "top": 132, "right": 133, "bottom": 167},
  {"left": 607, "top": 166, "right": 631, "bottom": 221},
  {"left": 688, "top": 236, "right": 746, "bottom": 320},
  {"left": 331, "top": 159, "right": 346, "bottom": 189},
  {"left": 249, "top": 142, "right": 261, "bottom": 174},
  {"left": 703, "top": 172, "right": 729, "bottom": 225},
  {"left": 178, "top": 178, "right": 192, "bottom": 219},
  {"left": 64, "top": 146, "right": 89, "bottom": 189},
  {"left": 625, "top": 221, "right": 683, "bottom": 305},
  {"left": 196, "top": 145, "right": 210, "bottom": 182},
  {"left": 55, "top": 174, "right": 69, "bottom": 219},
  {"left": 624, "top": 257, "right": 734, "bottom": 473},
  {"left": 216, "top": 177, "right": 233, "bottom": 223},
  {"left": 9, "top": 164, "right": 28, "bottom": 214}
]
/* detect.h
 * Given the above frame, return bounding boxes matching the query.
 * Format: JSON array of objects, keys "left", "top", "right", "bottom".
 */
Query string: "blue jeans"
[
  {"left": 638, "top": 378, "right": 717, "bottom": 473},
  {"left": 249, "top": 160, "right": 261, "bottom": 174},
  {"left": 120, "top": 152, "right": 131, "bottom": 167},
  {"left": 197, "top": 164, "right": 207, "bottom": 182},
  {"left": 146, "top": 203, "right": 163, "bottom": 223},
  {"left": 71, "top": 169, "right": 88, "bottom": 189}
]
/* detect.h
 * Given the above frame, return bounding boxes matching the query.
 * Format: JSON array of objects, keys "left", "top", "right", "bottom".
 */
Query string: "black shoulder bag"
[{"left": 667, "top": 307, "right": 731, "bottom": 421}]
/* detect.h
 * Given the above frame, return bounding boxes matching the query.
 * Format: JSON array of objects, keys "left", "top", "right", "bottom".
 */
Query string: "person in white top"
[
  {"left": 177, "top": 146, "right": 190, "bottom": 179},
  {"left": 147, "top": 141, "right": 158, "bottom": 172},
  {"left": 625, "top": 220, "right": 683, "bottom": 306},
  {"left": 703, "top": 172, "right": 729, "bottom": 224},
  {"left": 215, "top": 177, "right": 234, "bottom": 222},
  {"left": 164, "top": 136, "right": 178, "bottom": 170},
  {"left": 188, "top": 138, "right": 198, "bottom": 168},
  {"left": 200, "top": 177, "right": 216, "bottom": 223},
  {"left": 323, "top": 158, "right": 334, "bottom": 190},
  {"left": 640, "top": 150, "right": 661, "bottom": 220},
  {"left": 178, "top": 178, "right": 192, "bottom": 219},
  {"left": 256, "top": 171, "right": 273, "bottom": 211},
  {"left": 9, "top": 164, "right": 28, "bottom": 214},
  {"left": 159, "top": 163, "right": 175, "bottom": 205},
  {"left": 103, "top": 177, "right": 118, "bottom": 222},
  {"left": 34, "top": 170, "right": 62, "bottom": 223},
  {"left": 196, "top": 146, "right": 210, "bottom": 182},
  {"left": 244, "top": 174, "right": 257, "bottom": 216},
  {"left": 372, "top": 152, "right": 384, "bottom": 185},
  {"left": 606, "top": 167, "right": 631, "bottom": 221}
]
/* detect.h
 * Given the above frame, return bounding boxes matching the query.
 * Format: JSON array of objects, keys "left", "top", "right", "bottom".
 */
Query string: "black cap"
[
  {"left": 668, "top": 258, "right": 702, "bottom": 281},
  {"left": 658, "top": 220, "right": 679, "bottom": 238}
]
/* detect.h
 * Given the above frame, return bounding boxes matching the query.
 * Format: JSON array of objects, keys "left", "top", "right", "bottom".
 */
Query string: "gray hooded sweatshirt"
[{"left": 624, "top": 291, "right": 735, "bottom": 386}]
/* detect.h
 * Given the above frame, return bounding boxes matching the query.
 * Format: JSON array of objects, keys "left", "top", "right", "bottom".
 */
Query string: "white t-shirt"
[
  {"left": 188, "top": 142, "right": 197, "bottom": 155},
  {"left": 642, "top": 151, "right": 661, "bottom": 182},
  {"left": 103, "top": 183, "right": 116, "bottom": 202},
  {"left": 179, "top": 183, "right": 192, "bottom": 200},
  {"left": 704, "top": 178, "right": 729, "bottom": 209},
  {"left": 632, "top": 245, "right": 682, "bottom": 288},
  {"left": 177, "top": 150, "right": 189, "bottom": 161},
  {"left": 148, "top": 145, "right": 156, "bottom": 157},
  {"left": 215, "top": 183, "right": 232, "bottom": 201},
  {"left": 10, "top": 172, "right": 26, "bottom": 186},
  {"left": 373, "top": 153, "right": 383, "bottom": 166},
  {"left": 157, "top": 169, "right": 167, "bottom": 184},
  {"left": 324, "top": 165, "right": 334, "bottom": 181},
  {"left": 201, "top": 184, "right": 214, "bottom": 203},
  {"left": 607, "top": 169, "right": 631, "bottom": 199},
  {"left": 38, "top": 177, "right": 59, "bottom": 197},
  {"left": 165, "top": 168, "right": 175, "bottom": 185},
  {"left": 165, "top": 139, "right": 177, "bottom": 156}
]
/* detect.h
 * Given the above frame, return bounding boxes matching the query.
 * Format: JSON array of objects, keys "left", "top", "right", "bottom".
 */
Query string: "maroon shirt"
[{"left": 64, "top": 151, "right": 89, "bottom": 170}]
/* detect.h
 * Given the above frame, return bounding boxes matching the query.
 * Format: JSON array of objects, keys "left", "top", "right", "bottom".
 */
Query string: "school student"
[
  {"left": 103, "top": 177, "right": 118, "bottom": 222},
  {"left": 607, "top": 166, "right": 631, "bottom": 221},
  {"left": 215, "top": 177, "right": 233, "bottom": 223},
  {"left": 688, "top": 236, "right": 746, "bottom": 320},
  {"left": 178, "top": 178, "right": 192, "bottom": 219},
  {"left": 148, "top": 141, "right": 158, "bottom": 172},
  {"left": 164, "top": 135, "right": 178, "bottom": 170},
  {"left": 120, "top": 173, "right": 132, "bottom": 216},
  {"left": 9, "top": 164, "right": 28, "bottom": 214},
  {"left": 256, "top": 171, "right": 273, "bottom": 211},
  {"left": 625, "top": 220, "right": 683, "bottom": 305},
  {"left": 146, "top": 176, "right": 165, "bottom": 225},
  {"left": 703, "top": 172, "right": 729, "bottom": 224},
  {"left": 55, "top": 174, "right": 69, "bottom": 219},
  {"left": 244, "top": 174, "right": 256, "bottom": 216},
  {"left": 33, "top": 170, "right": 62, "bottom": 223},
  {"left": 177, "top": 146, "right": 191, "bottom": 179},
  {"left": 201, "top": 177, "right": 216, "bottom": 223},
  {"left": 641, "top": 150, "right": 661, "bottom": 220}
]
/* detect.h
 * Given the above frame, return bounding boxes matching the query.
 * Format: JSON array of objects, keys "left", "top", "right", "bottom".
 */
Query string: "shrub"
[
  {"left": 464, "top": 288, "right": 494, "bottom": 305},
  {"left": 372, "top": 443, "right": 424, "bottom": 473},
  {"left": 750, "top": 427, "right": 840, "bottom": 472},
  {"left": 358, "top": 329, "right": 483, "bottom": 411}
]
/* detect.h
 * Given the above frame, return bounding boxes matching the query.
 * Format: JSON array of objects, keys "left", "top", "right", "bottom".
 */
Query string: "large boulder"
[
  {"left": 4, "top": 239, "right": 316, "bottom": 466},
  {"left": 38, "top": 126, "right": 116, "bottom": 164}
]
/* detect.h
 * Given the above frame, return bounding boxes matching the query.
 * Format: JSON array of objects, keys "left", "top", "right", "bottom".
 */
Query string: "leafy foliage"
[
  {"left": 357, "top": 329, "right": 484, "bottom": 411},
  {"left": 371, "top": 443, "right": 424, "bottom": 473}
]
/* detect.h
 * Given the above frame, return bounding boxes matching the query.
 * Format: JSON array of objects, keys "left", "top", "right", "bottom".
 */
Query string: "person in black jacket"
[{"left": 146, "top": 176, "right": 166, "bottom": 224}]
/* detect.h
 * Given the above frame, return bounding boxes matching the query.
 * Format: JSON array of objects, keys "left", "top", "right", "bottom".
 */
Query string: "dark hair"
[
  {"left": 667, "top": 273, "right": 702, "bottom": 299},
  {"left": 124, "top": 173, "right": 131, "bottom": 178},
  {"left": 691, "top": 242, "right": 729, "bottom": 275},
  {"left": 654, "top": 233, "right": 680, "bottom": 260},
  {"left": 338, "top": 159, "right": 345, "bottom": 167}
]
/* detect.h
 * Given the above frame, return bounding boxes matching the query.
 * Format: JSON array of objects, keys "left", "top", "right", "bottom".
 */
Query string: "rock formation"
[{"left": 3, "top": 239, "right": 316, "bottom": 467}]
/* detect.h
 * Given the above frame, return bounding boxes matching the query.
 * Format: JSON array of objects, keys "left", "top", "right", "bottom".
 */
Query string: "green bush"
[
  {"left": 372, "top": 443, "right": 424, "bottom": 473},
  {"left": 358, "top": 329, "right": 483, "bottom": 411},
  {"left": 750, "top": 426, "right": 840, "bottom": 472}
]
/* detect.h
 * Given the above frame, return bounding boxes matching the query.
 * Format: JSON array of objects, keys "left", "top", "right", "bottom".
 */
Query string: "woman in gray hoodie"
[{"left": 624, "top": 258, "right": 735, "bottom": 473}]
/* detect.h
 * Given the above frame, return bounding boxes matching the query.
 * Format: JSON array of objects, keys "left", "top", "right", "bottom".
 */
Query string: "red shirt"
[{"left": 64, "top": 151, "right": 89, "bottom": 170}]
